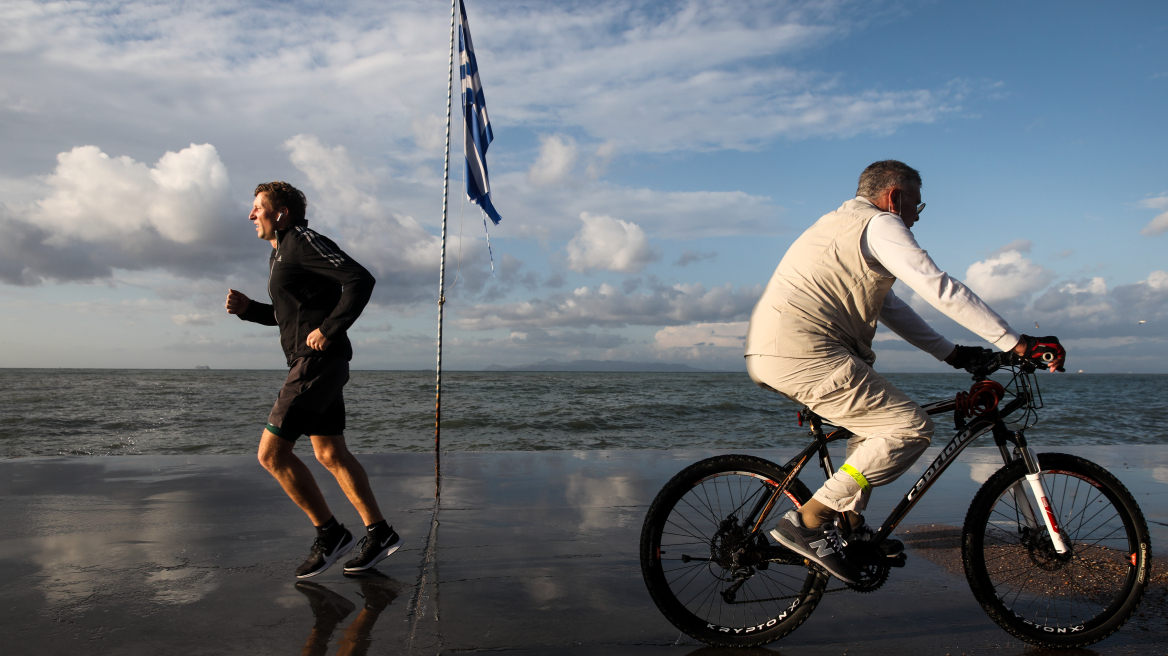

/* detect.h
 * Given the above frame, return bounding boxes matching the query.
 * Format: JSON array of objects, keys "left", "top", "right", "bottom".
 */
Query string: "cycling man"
[
  {"left": 744, "top": 160, "right": 1065, "bottom": 584},
  {"left": 226, "top": 181, "right": 402, "bottom": 578}
]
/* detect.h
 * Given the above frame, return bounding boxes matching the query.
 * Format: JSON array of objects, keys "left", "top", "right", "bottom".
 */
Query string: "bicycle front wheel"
[
  {"left": 640, "top": 454, "right": 827, "bottom": 647},
  {"left": 962, "top": 452, "right": 1152, "bottom": 648}
]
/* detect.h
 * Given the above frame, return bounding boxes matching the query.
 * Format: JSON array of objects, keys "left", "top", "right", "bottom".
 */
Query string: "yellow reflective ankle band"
[{"left": 840, "top": 463, "right": 871, "bottom": 491}]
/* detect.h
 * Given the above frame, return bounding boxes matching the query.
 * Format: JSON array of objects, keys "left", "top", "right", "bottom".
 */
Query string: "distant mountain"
[{"left": 483, "top": 359, "right": 714, "bottom": 372}]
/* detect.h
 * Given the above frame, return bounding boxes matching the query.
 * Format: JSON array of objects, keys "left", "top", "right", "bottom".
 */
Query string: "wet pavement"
[{"left": 0, "top": 446, "right": 1164, "bottom": 655}]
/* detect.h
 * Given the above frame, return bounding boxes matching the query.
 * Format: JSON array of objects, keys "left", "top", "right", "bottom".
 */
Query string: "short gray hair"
[{"left": 856, "top": 160, "right": 922, "bottom": 199}]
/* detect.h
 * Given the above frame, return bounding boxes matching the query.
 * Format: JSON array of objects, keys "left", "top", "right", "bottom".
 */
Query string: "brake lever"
[{"left": 965, "top": 348, "right": 1001, "bottom": 379}]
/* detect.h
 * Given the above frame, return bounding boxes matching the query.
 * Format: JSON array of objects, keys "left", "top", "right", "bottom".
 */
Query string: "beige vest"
[{"left": 745, "top": 198, "right": 895, "bottom": 364}]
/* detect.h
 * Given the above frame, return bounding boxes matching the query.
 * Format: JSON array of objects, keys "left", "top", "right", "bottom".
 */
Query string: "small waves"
[{"left": 1, "top": 369, "right": 1166, "bottom": 457}]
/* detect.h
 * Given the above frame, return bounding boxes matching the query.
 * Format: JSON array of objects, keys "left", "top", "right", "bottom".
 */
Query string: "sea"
[{"left": 0, "top": 369, "right": 1165, "bottom": 459}]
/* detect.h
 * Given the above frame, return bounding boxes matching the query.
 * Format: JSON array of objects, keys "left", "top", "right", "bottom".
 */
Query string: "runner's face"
[{"left": 250, "top": 193, "right": 283, "bottom": 242}]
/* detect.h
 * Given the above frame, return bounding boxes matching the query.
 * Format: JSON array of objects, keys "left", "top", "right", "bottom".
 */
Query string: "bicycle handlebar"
[{"left": 964, "top": 348, "right": 1038, "bottom": 379}]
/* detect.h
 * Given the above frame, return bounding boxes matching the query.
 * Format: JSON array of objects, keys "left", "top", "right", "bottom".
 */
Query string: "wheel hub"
[
  {"left": 1020, "top": 527, "right": 1074, "bottom": 571},
  {"left": 710, "top": 515, "right": 751, "bottom": 570}
]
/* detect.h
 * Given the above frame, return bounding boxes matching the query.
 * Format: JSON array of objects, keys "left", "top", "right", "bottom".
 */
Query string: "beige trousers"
[{"left": 746, "top": 352, "right": 934, "bottom": 513}]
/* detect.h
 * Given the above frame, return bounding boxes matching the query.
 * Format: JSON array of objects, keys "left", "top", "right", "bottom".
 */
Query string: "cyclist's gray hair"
[{"left": 856, "top": 160, "right": 922, "bottom": 199}]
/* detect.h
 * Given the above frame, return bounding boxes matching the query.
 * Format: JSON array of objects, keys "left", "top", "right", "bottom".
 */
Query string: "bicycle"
[{"left": 639, "top": 350, "right": 1152, "bottom": 649}]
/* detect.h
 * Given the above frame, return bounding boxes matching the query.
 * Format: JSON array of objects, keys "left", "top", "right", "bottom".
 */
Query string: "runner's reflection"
[{"left": 295, "top": 572, "right": 400, "bottom": 656}]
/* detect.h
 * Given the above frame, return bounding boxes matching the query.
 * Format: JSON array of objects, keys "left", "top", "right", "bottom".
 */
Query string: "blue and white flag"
[{"left": 459, "top": 0, "right": 501, "bottom": 226}]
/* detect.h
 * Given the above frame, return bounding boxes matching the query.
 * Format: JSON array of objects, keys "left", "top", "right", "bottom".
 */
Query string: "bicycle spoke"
[
  {"left": 642, "top": 459, "right": 831, "bottom": 645},
  {"left": 978, "top": 465, "right": 1141, "bottom": 634}
]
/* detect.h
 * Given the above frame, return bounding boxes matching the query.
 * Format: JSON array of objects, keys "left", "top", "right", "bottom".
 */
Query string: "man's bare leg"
[
  {"left": 310, "top": 435, "right": 384, "bottom": 526},
  {"left": 258, "top": 430, "right": 332, "bottom": 525},
  {"left": 799, "top": 497, "right": 836, "bottom": 529}
]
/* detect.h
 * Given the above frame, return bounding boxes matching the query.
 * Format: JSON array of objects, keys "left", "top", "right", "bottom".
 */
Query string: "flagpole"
[{"left": 434, "top": 0, "right": 457, "bottom": 499}]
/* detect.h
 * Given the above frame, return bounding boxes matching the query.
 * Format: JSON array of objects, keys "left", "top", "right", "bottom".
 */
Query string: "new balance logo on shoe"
[
  {"left": 809, "top": 538, "right": 835, "bottom": 557},
  {"left": 770, "top": 510, "right": 860, "bottom": 585}
]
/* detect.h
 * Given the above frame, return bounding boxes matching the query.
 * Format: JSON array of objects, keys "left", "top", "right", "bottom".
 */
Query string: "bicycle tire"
[
  {"left": 962, "top": 452, "right": 1151, "bottom": 648},
  {"left": 640, "top": 454, "right": 827, "bottom": 647}
]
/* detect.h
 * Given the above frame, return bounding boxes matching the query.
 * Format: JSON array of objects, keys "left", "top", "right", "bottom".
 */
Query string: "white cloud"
[
  {"left": 990, "top": 239, "right": 1033, "bottom": 256},
  {"left": 0, "top": 144, "right": 249, "bottom": 285},
  {"left": 1060, "top": 277, "right": 1106, "bottom": 295},
  {"left": 410, "top": 113, "right": 447, "bottom": 153},
  {"left": 0, "top": 136, "right": 453, "bottom": 303},
  {"left": 565, "top": 212, "right": 660, "bottom": 273},
  {"left": 1016, "top": 269, "right": 1168, "bottom": 339},
  {"left": 963, "top": 246, "right": 1054, "bottom": 303},
  {"left": 495, "top": 173, "right": 783, "bottom": 240},
  {"left": 171, "top": 313, "right": 216, "bottom": 326},
  {"left": 527, "top": 134, "right": 578, "bottom": 186},
  {"left": 455, "top": 281, "right": 762, "bottom": 330},
  {"left": 1047, "top": 277, "right": 1110, "bottom": 318},
  {"left": 479, "top": 1, "right": 964, "bottom": 151},
  {"left": 584, "top": 142, "right": 616, "bottom": 180},
  {"left": 674, "top": 250, "right": 718, "bottom": 267},
  {"left": 283, "top": 134, "right": 446, "bottom": 305},
  {"left": 1139, "top": 196, "right": 1168, "bottom": 235},
  {"left": 0, "top": 1, "right": 967, "bottom": 165},
  {"left": 654, "top": 322, "right": 747, "bottom": 348},
  {"left": 30, "top": 144, "right": 232, "bottom": 244}
]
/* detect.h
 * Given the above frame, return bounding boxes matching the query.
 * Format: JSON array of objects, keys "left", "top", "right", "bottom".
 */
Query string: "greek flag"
[{"left": 459, "top": 0, "right": 501, "bottom": 225}]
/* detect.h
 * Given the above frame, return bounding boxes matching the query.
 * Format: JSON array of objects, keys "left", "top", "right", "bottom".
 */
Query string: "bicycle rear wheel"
[
  {"left": 640, "top": 454, "right": 826, "bottom": 647},
  {"left": 962, "top": 452, "right": 1151, "bottom": 648}
]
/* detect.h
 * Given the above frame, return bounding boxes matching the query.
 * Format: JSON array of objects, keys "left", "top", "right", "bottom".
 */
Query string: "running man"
[
  {"left": 226, "top": 181, "right": 402, "bottom": 578},
  {"left": 744, "top": 161, "right": 1065, "bottom": 584}
]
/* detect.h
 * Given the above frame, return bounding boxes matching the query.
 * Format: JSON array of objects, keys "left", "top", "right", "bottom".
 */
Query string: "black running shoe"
[
  {"left": 343, "top": 527, "right": 403, "bottom": 573},
  {"left": 849, "top": 515, "right": 905, "bottom": 557},
  {"left": 295, "top": 527, "right": 356, "bottom": 579},
  {"left": 770, "top": 510, "right": 860, "bottom": 584}
]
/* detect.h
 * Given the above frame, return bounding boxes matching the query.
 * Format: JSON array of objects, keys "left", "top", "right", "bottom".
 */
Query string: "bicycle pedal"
[{"left": 889, "top": 554, "right": 907, "bottom": 568}]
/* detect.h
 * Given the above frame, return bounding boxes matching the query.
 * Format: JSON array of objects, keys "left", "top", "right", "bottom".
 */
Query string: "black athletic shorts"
[{"left": 266, "top": 356, "right": 349, "bottom": 442}]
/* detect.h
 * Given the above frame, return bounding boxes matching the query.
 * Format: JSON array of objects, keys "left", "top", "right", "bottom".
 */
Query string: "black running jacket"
[{"left": 238, "top": 224, "right": 376, "bottom": 365}]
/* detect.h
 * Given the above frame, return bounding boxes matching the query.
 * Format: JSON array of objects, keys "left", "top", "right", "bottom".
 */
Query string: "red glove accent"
[{"left": 1020, "top": 335, "right": 1066, "bottom": 372}]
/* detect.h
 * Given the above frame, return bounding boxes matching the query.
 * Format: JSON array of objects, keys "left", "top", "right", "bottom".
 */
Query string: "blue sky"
[{"left": 1, "top": 0, "right": 1165, "bottom": 372}]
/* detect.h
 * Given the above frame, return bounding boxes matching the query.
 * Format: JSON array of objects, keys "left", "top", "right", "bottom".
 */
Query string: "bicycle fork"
[{"left": 1007, "top": 445, "right": 1069, "bottom": 554}]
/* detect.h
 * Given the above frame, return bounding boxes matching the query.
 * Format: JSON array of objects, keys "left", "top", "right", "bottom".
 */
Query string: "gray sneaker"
[{"left": 770, "top": 510, "right": 860, "bottom": 584}]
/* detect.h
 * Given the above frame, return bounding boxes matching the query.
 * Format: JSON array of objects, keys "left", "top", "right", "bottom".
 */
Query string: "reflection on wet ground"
[
  {"left": 0, "top": 447, "right": 1163, "bottom": 654},
  {"left": 296, "top": 572, "right": 401, "bottom": 656}
]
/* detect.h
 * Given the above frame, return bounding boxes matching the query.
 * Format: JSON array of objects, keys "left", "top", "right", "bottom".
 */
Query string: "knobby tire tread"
[
  {"left": 640, "top": 454, "right": 826, "bottom": 647},
  {"left": 961, "top": 453, "right": 1151, "bottom": 649}
]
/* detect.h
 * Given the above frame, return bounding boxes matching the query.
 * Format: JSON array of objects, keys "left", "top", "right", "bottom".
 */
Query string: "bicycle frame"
[{"left": 748, "top": 381, "right": 1068, "bottom": 556}]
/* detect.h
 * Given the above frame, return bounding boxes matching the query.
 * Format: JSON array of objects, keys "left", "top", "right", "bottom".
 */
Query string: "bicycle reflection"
[
  {"left": 295, "top": 572, "right": 400, "bottom": 656},
  {"left": 685, "top": 647, "right": 783, "bottom": 656}
]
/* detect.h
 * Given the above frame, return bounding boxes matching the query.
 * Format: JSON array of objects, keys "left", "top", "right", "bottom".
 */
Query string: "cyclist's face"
[{"left": 893, "top": 185, "right": 922, "bottom": 229}]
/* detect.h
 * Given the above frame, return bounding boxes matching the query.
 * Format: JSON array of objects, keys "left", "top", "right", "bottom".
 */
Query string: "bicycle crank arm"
[{"left": 758, "top": 545, "right": 805, "bottom": 566}]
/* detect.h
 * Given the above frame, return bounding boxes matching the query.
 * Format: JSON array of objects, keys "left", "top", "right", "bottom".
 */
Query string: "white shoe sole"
[
  {"left": 343, "top": 535, "right": 403, "bottom": 572},
  {"left": 296, "top": 532, "right": 357, "bottom": 579}
]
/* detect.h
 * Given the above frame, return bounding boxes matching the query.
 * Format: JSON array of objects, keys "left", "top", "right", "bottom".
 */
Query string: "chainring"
[{"left": 843, "top": 541, "right": 890, "bottom": 593}]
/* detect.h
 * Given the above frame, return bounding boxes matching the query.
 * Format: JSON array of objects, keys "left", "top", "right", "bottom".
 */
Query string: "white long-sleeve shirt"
[{"left": 859, "top": 204, "right": 1021, "bottom": 360}]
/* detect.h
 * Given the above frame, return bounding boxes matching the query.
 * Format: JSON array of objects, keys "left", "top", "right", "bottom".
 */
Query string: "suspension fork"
[{"left": 996, "top": 425, "right": 1068, "bottom": 554}]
